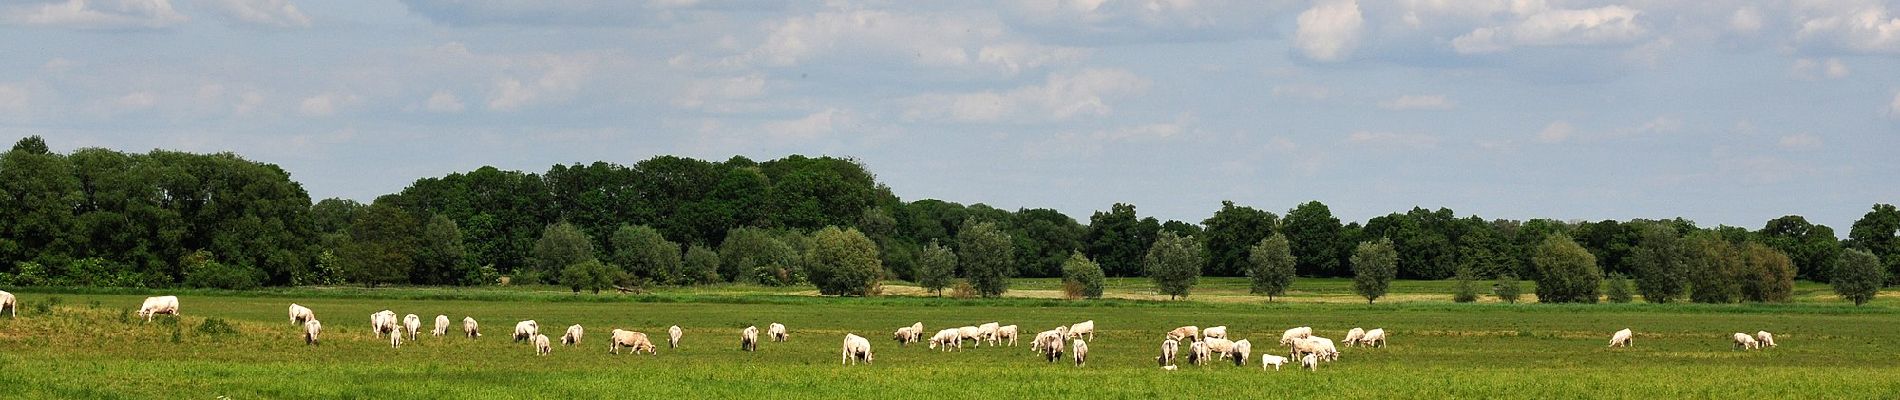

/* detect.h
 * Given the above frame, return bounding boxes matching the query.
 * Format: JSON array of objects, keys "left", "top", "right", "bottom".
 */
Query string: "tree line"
[{"left": 1, "top": 136, "right": 1896, "bottom": 304}]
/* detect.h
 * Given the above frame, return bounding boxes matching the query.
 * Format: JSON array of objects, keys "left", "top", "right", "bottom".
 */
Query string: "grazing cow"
[
  {"left": 1038, "top": 333, "right": 1065, "bottom": 363},
  {"left": 842, "top": 333, "right": 874, "bottom": 365},
  {"left": 1157, "top": 338, "right": 1180, "bottom": 366},
  {"left": 669, "top": 325, "right": 683, "bottom": 349},
  {"left": 1290, "top": 336, "right": 1337, "bottom": 362},
  {"left": 1609, "top": 328, "right": 1633, "bottom": 348},
  {"left": 370, "top": 310, "right": 398, "bottom": 338},
  {"left": 1755, "top": 331, "right": 1777, "bottom": 348},
  {"left": 768, "top": 323, "right": 788, "bottom": 342},
  {"left": 463, "top": 317, "right": 481, "bottom": 338},
  {"left": 1187, "top": 341, "right": 1211, "bottom": 366},
  {"left": 403, "top": 314, "right": 422, "bottom": 341},
  {"left": 1068, "top": 320, "right": 1095, "bottom": 340},
  {"left": 0, "top": 290, "right": 16, "bottom": 318},
  {"left": 389, "top": 326, "right": 403, "bottom": 349},
  {"left": 1343, "top": 328, "right": 1365, "bottom": 347},
  {"left": 1167, "top": 326, "right": 1200, "bottom": 342},
  {"left": 1361, "top": 328, "right": 1387, "bottom": 348},
  {"left": 138, "top": 296, "right": 180, "bottom": 322},
  {"left": 893, "top": 326, "right": 920, "bottom": 346},
  {"left": 1072, "top": 339, "right": 1089, "bottom": 367},
  {"left": 978, "top": 322, "right": 1001, "bottom": 347},
  {"left": 288, "top": 303, "right": 314, "bottom": 325},
  {"left": 1279, "top": 326, "right": 1313, "bottom": 347},
  {"left": 1204, "top": 338, "right": 1237, "bottom": 360},
  {"left": 741, "top": 326, "right": 760, "bottom": 352},
  {"left": 1732, "top": 332, "right": 1760, "bottom": 350},
  {"left": 534, "top": 334, "right": 552, "bottom": 356},
  {"left": 304, "top": 319, "right": 323, "bottom": 346},
  {"left": 1229, "top": 339, "right": 1253, "bottom": 366},
  {"left": 610, "top": 329, "right": 657, "bottom": 355},
  {"left": 562, "top": 324, "right": 584, "bottom": 346},
  {"left": 929, "top": 328, "right": 963, "bottom": 352},
  {"left": 514, "top": 320, "right": 540, "bottom": 343},
  {"left": 957, "top": 326, "right": 982, "bottom": 348},
  {"left": 1301, "top": 353, "right": 1319, "bottom": 371},
  {"left": 432, "top": 315, "right": 450, "bottom": 337},
  {"left": 1261, "top": 354, "right": 1288, "bottom": 371},
  {"left": 1202, "top": 326, "right": 1229, "bottom": 340},
  {"left": 997, "top": 325, "right": 1019, "bottom": 347}
]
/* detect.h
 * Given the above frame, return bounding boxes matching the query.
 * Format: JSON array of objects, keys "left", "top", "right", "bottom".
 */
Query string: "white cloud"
[
  {"left": 0, "top": 84, "right": 27, "bottom": 114},
  {"left": 4, "top": 0, "right": 188, "bottom": 30},
  {"left": 1452, "top": 5, "right": 1647, "bottom": 54},
  {"left": 763, "top": 108, "right": 852, "bottom": 140},
  {"left": 1538, "top": 121, "right": 1573, "bottom": 143},
  {"left": 1795, "top": 5, "right": 1900, "bottom": 54},
  {"left": 1294, "top": 0, "right": 1364, "bottom": 62},
  {"left": 1379, "top": 94, "right": 1455, "bottom": 110},
  {"left": 116, "top": 91, "right": 157, "bottom": 110},
  {"left": 1777, "top": 133, "right": 1821, "bottom": 150},
  {"left": 1024, "top": 113, "right": 1201, "bottom": 159},
  {"left": 1729, "top": 6, "right": 1763, "bottom": 33},
  {"left": 1791, "top": 58, "right": 1851, "bottom": 80},
  {"left": 1890, "top": 92, "right": 1900, "bottom": 118},
  {"left": 209, "top": 0, "right": 310, "bottom": 28},
  {"left": 486, "top": 54, "right": 600, "bottom": 111},
  {"left": 424, "top": 91, "right": 464, "bottom": 113},
  {"left": 977, "top": 43, "right": 1091, "bottom": 76},
  {"left": 903, "top": 68, "right": 1150, "bottom": 123},
  {"left": 299, "top": 92, "right": 360, "bottom": 116},
  {"left": 1346, "top": 131, "right": 1439, "bottom": 149},
  {"left": 1271, "top": 83, "right": 1332, "bottom": 101},
  {"left": 744, "top": 8, "right": 1085, "bottom": 75},
  {"left": 673, "top": 74, "right": 765, "bottom": 110}
]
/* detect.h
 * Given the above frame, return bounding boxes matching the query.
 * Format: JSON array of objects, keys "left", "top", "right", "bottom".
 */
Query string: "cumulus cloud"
[
  {"left": 673, "top": 74, "right": 765, "bottom": 110},
  {"left": 299, "top": 92, "right": 360, "bottom": 116},
  {"left": 1794, "top": 5, "right": 1900, "bottom": 54},
  {"left": 999, "top": 0, "right": 1287, "bottom": 44},
  {"left": 3, "top": 0, "right": 188, "bottom": 29},
  {"left": 1729, "top": 6, "right": 1763, "bottom": 33},
  {"left": 1271, "top": 83, "right": 1332, "bottom": 101},
  {"left": 398, "top": 0, "right": 731, "bottom": 26},
  {"left": 1537, "top": 121, "right": 1574, "bottom": 143},
  {"left": 763, "top": 108, "right": 853, "bottom": 140},
  {"left": 1378, "top": 94, "right": 1455, "bottom": 110},
  {"left": 209, "top": 0, "right": 310, "bottom": 28},
  {"left": 1023, "top": 113, "right": 1202, "bottom": 159},
  {"left": 1890, "top": 92, "right": 1900, "bottom": 118},
  {"left": 1451, "top": 5, "right": 1647, "bottom": 54},
  {"left": 424, "top": 91, "right": 464, "bottom": 113},
  {"left": 902, "top": 68, "right": 1150, "bottom": 123},
  {"left": 0, "top": 84, "right": 28, "bottom": 114},
  {"left": 1294, "top": 0, "right": 1364, "bottom": 62},
  {"left": 116, "top": 91, "right": 157, "bottom": 110},
  {"left": 486, "top": 54, "right": 600, "bottom": 111},
  {"left": 1791, "top": 58, "right": 1850, "bottom": 80},
  {"left": 1346, "top": 130, "right": 1439, "bottom": 149},
  {"left": 743, "top": 8, "right": 1092, "bottom": 75},
  {"left": 1777, "top": 133, "right": 1821, "bottom": 150}
]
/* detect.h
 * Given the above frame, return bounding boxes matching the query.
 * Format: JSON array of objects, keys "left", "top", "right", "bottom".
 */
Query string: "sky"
[{"left": 2, "top": 0, "right": 1897, "bottom": 233}]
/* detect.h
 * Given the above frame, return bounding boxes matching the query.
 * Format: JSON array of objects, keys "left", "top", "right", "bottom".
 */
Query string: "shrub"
[
  {"left": 1452, "top": 269, "right": 1479, "bottom": 303},
  {"left": 181, "top": 252, "right": 262, "bottom": 290},
  {"left": 1531, "top": 235, "right": 1600, "bottom": 303},
  {"left": 1832, "top": 249, "right": 1886, "bottom": 306},
  {"left": 1494, "top": 274, "right": 1522, "bottom": 304},
  {"left": 1060, "top": 252, "right": 1105, "bottom": 299},
  {"left": 950, "top": 281, "right": 977, "bottom": 299},
  {"left": 1146, "top": 232, "right": 1204, "bottom": 300},
  {"left": 1605, "top": 273, "right": 1634, "bottom": 303},
  {"left": 805, "top": 226, "right": 883, "bottom": 296},
  {"left": 195, "top": 318, "right": 239, "bottom": 338},
  {"left": 559, "top": 259, "right": 619, "bottom": 294}
]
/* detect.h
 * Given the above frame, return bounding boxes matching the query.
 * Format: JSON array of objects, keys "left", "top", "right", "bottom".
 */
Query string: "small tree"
[
  {"left": 1605, "top": 272, "right": 1634, "bottom": 303},
  {"left": 1740, "top": 242, "right": 1795, "bottom": 303},
  {"left": 957, "top": 220, "right": 1015, "bottom": 298},
  {"left": 1350, "top": 238, "right": 1398, "bottom": 304},
  {"left": 559, "top": 258, "right": 618, "bottom": 294},
  {"left": 1629, "top": 223, "right": 1687, "bottom": 303},
  {"left": 1832, "top": 249, "right": 1886, "bottom": 306},
  {"left": 1531, "top": 234, "right": 1601, "bottom": 303},
  {"left": 916, "top": 241, "right": 956, "bottom": 296},
  {"left": 1146, "top": 232, "right": 1204, "bottom": 300},
  {"left": 611, "top": 224, "right": 682, "bottom": 285},
  {"left": 534, "top": 222, "right": 595, "bottom": 278},
  {"left": 1451, "top": 268, "right": 1479, "bottom": 303},
  {"left": 1494, "top": 274, "right": 1522, "bottom": 304},
  {"left": 1248, "top": 233, "right": 1296, "bottom": 301},
  {"left": 805, "top": 226, "right": 883, "bottom": 296},
  {"left": 1061, "top": 252, "right": 1106, "bottom": 299},
  {"left": 1685, "top": 234, "right": 1743, "bottom": 304},
  {"left": 683, "top": 245, "right": 721, "bottom": 285}
]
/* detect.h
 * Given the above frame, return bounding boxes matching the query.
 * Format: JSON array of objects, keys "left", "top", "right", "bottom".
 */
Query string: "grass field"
[{"left": 2, "top": 278, "right": 1898, "bottom": 399}]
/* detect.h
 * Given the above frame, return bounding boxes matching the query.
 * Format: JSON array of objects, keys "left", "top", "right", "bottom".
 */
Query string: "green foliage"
[
  {"left": 1846, "top": 204, "right": 1900, "bottom": 285},
  {"left": 1831, "top": 249, "right": 1885, "bottom": 306},
  {"left": 683, "top": 245, "right": 721, "bottom": 285},
  {"left": 610, "top": 224, "right": 681, "bottom": 285},
  {"left": 194, "top": 318, "right": 239, "bottom": 338},
  {"left": 1008, "top": 208, "right": 1086, "bottom": 278},
  {"left": 559, "top": 258, "right": 620, "bottom": 294},
  {"left": 957, "top": 220, "right": 1014, "bottom": 297},
  {"left": 1085, "top": 203, "right": 1161, "bottom": 277},
  {"left": 180, "top": 251, "right": 262, "bottom": 290},
  {"left": 1758, "top": 215, "right": 1841, "bottom": 281},
  {"left": 1199, "top": 201, "right": 1277, "bottom": 277},
  {"left": 1685, "top": 234, "right": 1743, "bottom": 304},
  {"left": 536, "top": 222, "right": 596, "bottom": 279},
  {"left": 1351, "top": 238, "right": 1398, "bottom": 304},
  {"left": 1283, "top": 201, "right": 1346, "bottom": 277},
  {"left": 1452, "top": 269, "right": 1479, "bottom": 303},
  {"left": 1629, "top": 223, "right": 1688, "bottom": 303},
  {"left": 1145, "top": 231, "right": 1203, "bottom": 300},
  {"left": 1493, "top": 274, "right": 1522, "bottom": 304},
  {"left": 1531, "top": 235, "right": 1600, "bottom": 303},
  {"left": 1247, "top": 233, "right": 1296, "bottom": 300},
  {"left": 414, "top": 215, "right": 469, "bottom": 285},
  {"left": 1740, "top": 242, "right": 1795, "bottom": 303},
  {"left": 1361, "top": 207, "right": 1465, "bottom": 280},
  {"left": 341, "top": 201, "right": 420, "bottom": 287},
  {"left": 915, "top": 241, "right": 956, "bottom": 296},
  {"left": 805, "top": 226, "right": 883, "bottom": 296},
  {"left": 1605, "top": 273, "right": 1634, "bottom": 303},
  {"left": 719, "top": 227, "right": 801, "bottom": 285},
  {"left": 1060, "top": 252, "right": 1105, "bottom": 299}
]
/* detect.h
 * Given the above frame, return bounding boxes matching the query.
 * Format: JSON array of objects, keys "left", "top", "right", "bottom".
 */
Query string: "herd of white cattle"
[{"left": 0, "top": 292, "right": 1788, "bottom": 369}]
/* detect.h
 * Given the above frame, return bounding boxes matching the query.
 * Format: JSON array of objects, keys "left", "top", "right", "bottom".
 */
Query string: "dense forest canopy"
[{"left": 2, "top": 136, "right": 1897, "bottom": 301}]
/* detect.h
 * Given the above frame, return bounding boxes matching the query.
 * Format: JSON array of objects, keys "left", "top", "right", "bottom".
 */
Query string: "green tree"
[
  {"left": 1200, "top": 201, "right": 1276, "bottom": 277},
  {"left": 1145, "top": 231, "right": 1204, "bottom": 300},
  {"left": 1629, "top": 223, "right": 1688, "bottom": 303},
  {"left": 1740, "top": 242, "right": 1795, "bottom": 302},
  {"left": 1350, "top": 238, "right": 1399, "bottom": 304},
  {"left": 958, "top": 220, "right": 1015, "bottom": 297},
  {"left": 179, "top": 250, "right": 262, "bottom": 290},
  {"left": 1605, "top": 272, "right": 1634, "bottom": 303},
  {"left": 1060, "top": 252, "right": 1106, "bottom": 299},
  {"left": 340, "top": 201, "right": 419, "bottom": 287},
  {"left": 610, "top": 224, "right": 681, "bottom": 285},
  {"left": 1085, "top": 203, "right": 1161, "bottom": 277},
  {"left": 0, "top": 136, "right": 80, "bottom": 277},
  {"left": 559, "top": 258, "right": 619, "bottom": 294},
  {"left": 1832, "top": 249, "right": 1886, "bottom": 306},
  {"left": 1283, "top": 201, "right": 1345, "bottom": 277},
  {"left": 1531, "top": 234, "right": 1601, "bottom": 303},
  {"left": 805, "top": 226, "right": 883, "bottom": 296},
  {"left": 683, "top": 245, "right": 721, "bottom": 285},
  {"left": 718, "top": 227, "right": 798, "bottom": 284},
  {"left": 1009, "top": 208, "right": 1086, "bottom": 278},
  {"left": 533, "top": 222, "right": 595, "bottom": 281},
  {"left": 309, "top": 198, "right": 364, "bottom": 234},
  {"left": 1846, "top": 204, "right": 1900, "bottom": 285},
  {"left": 1494, "top": 274, "right": 1522, "bottom": 304},
  {"left": 1247, "top": 233, "right": 1296, "bottom": 300},
  {"left": 1758, "top": 215, "right": 1842, "bottom": 281},
  {"left": 414, "top": 215, "right": 468, "bottom": 285},
  {"left": 1685, "top": 233, "right": 1743, "bottom": 304},
  {"left": 916, "top": 240, "right": 956, "bottom": 296},
  {"left": 1451, "top": 268, "right": 1479, "bottom": 303}
]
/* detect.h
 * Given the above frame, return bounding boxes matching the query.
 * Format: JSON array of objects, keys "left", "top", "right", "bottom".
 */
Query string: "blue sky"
[{"left": 3, "top": 0, "right": 1897, "bottom": 232}]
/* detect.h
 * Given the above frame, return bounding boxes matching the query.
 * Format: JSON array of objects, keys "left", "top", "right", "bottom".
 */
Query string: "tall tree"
[
  {"left": 1684, "top": 233, "right": 1743, "bottom": 304},
  {"left": 1739, "top": 242, "right": 1795, "bottom": 302},
  {"left": 1283, "top": 201, "right": 1345, "bottom": 277},
  {"left": 341, "top": 201, "right": 419, "bottom": 287},
  {"left": 533, "top": 222, "right": 595, "bottom": 282},
  {"left": 1832, "top": 249, "right": 1886, "bottom": 306},
  {"left": 1628, "top": 223, "right": 1688, "bottom": 303},
  {"left": 916, "top": 240, "right": 956, "bottom": 296},
  {"left": 1061, "top": 252, "right": 1106, "bottom": 299},
  {"left": 1350, "top": 238, "right": 1398, "bottom": 304},
  {"left": 1145, "top": 231, "right": 1204, "bottom": 300},
  {"left": 1201, "top": 201, "right": 1278, "bottom": 277},
  {"left": 1758, "top": 215, "right": 1842, "bottom": 282},
  {"left": 0, "top": 136, "right": 79, "bottom": 271},
  {"left": 610, "top": 224, "right": 681, "bottom": 285},
  {"left": 1009, "top": 208, "right": 1085, "bottom": 278},
  {"left": 413, "top": 215, "right": 468, "bottom": 285},
  {"left": 805, "top": 226, "right": 883, "bottom": 296},
  {"left": 1531, "top": 234, "right": 1601, "bottom": 303},
  {"left": 1085, "top": 203, "right": 1161, "bottom": 277},
  {"left": 1248, "top": 233, "right": 1296, "bottom": 300},
  {"left": 958, "top": 220, "right": 1015, "bottom": 297},
  {"left": 1846, "top": 204, "right": 1900, "bottom": 285}
]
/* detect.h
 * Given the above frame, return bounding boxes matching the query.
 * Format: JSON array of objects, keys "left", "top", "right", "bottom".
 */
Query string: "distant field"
[{"left": 2, "top": 279, "right": 1897, "bottom": 398}]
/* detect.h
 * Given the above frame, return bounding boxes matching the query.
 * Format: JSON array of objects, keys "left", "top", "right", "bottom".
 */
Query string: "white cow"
[
  {"left": 997, "top": 325, "right": 1019, "bottom": 346},
  {"left": 1291, "top": 336, "right": 1338, "bottom": 362},
  {"left": 402, "top": 314, "right": 422, "bottom": 341},
  {"left": 1609, "top": 328, "right": 1633, "bottom": 348},
  {"left": 1072, "top": 339, "right": 1089, "bottom": 367},
  {"left": 514, "top": 320, "right": 540, "bottom": 343},
  {"left": 432, "top": 315, "right": 450, "bottom": 337},
  {"left": 370, "top": 310, "right": 398, "bottom": 338},
  {"left": 1204, "top": 338, "right": 1237, "bottom": 360},
  {"left": 1301, "top": 353, "right": 1319, "bottom": 371},
  {"left": 893, "top": 326, "right": 920, "bottom": 346},
  {"left": 1732, "top": 332, "right": 1759, "bottom": 350},
  {"left": 534, "top": 334, "right": 552, "bottom": 356},
  {"left": 1038, "top": 333, "right": 1065, "bottom": 363},
  {"left": 137, "top": 296, "right": 180, "bottom": 322},
  {"left": 957, "top": 326, "right": 982, "bottom": 348},
  {"left": 1361, "top": 328, "right": 1387, "bottom": 348},
  {"left": 1755, "top": 331, "right": 1777, "bottom": 348},
  {"left": 1157, "top": 338, "right": 1179, "bottom": 366},
  {"left": 561, "top": 324, "right": 584, "bottom": 346},
  {"left": 0, "top": 290, "right": 14, "bottom": 318},
  {"left": 1203, "top": 326, "right": 1229, "bottom": 340},
  {"left": 463, "top": 317, "right": 481, "bottom": 338},
  {"left": 742, "top": 326, "right": 760, "bottom": 351},
  {"left": 1068, "top": 320, "right": 1096, "bottom": 340},
  {"left": 389, "top": 326, "right": 403, "bottom": 348},
  {"left": 1261, "top": 354, "right": 1288, "bottom": 371},
  {"left": 929, "top": 328, "right": 963, "bottom": 352},
  {"left": 768, "top": 323, "right": 788, "bottom": 342},
  {"left": 669, "top": 325, "right": 683, "bottom": 349},
  {"left": 842, "top": 333, "right": 874, "bottom": 365},
  {"left": 1229, "top": 339, "right": 1253, "bottom": 366},
  {"left": 287, "top": 303, "right": 314, "bottom": 325},
  {"left": 1279, "top": 326, "right": 1313, "bottom": 347},
  {"left": 1187, "top": 340, "right": 1211, "bottom": 366},
  {"left": 1167, "top": 326, "right": 1200, "bottom": 342},
  {"left": 611, "top": 329, "right": 656, "bottom": 355},
  {"left": 303, "top": 319, "right": 322, "bottom": 346},
  {"left": 1343, "top": 328, "right": 1365, "bottom": 347},
  {"left": 978, "top": 322, "right": 1001, "bottom": 347}
]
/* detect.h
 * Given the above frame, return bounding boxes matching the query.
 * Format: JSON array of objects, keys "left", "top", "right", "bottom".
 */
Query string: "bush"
[
  {"left": 1741, "top": 242, "right": 1795, "bottom": 303},
  {"left": 1452, "top": 270, "right": 1479, "bottom": 303},
  {"left": 683, "top": 245, "right": 721, "bottom": 285},
  {"left": 1605, "top": 273, "right": 1634, "bottom": 303},
  {"left": 1060, "top": 252, "right": 1105, "bottom": 299},
  {"left": 559, "top": 259, "right": 619, "bottom": 294},
  {"left": 950, "top": 281, "right": 977, "bottom": 299},
  {"left": 181, "top": 251, "right": 262, "bottom": 290},
  {"left": 195, "top": 318, "right": 239, "bottom": 338},
  {"left": 1531, "top": 235, "right": 1600, "bottom": 303},
  {"left": 1494, "top": 274, "right": 1522, "bottom": 304},
  {"left": 805, "top": 226, "right": 883, "bottom": 296}
]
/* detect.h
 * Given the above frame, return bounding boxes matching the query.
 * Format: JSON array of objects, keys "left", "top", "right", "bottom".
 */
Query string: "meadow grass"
[{"left": 1, "top": 279, "right": 1897, "bottom": 399}]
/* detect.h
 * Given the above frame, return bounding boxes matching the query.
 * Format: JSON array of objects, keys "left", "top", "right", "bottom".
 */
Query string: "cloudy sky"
[{"left": 3, "top": 0, "right": 1897, "bottom": 231}]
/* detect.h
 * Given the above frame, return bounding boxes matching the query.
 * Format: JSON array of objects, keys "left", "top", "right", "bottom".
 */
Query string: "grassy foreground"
[{"left": 1, "top": 279, "right": 1897, "bottom": 399}]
